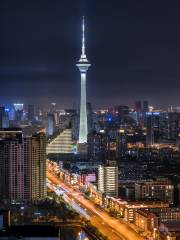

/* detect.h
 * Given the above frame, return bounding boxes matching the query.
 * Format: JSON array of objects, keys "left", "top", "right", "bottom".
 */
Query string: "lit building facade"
[
  {"left": 98, "top": 161, "right": 118, "bottom": 197},
  {"left": 0, "top": 107, "right": 9, "bottom": 128},
  {"left": 47, "top": 113, "right": 55, "bottom": 136},
  {"left": 145, "top": 112, "right": 160, "bottom": 146},
  {"left": 0, "top": 129, "right": 46, "bottom": 202},
  {"left": 46, "top": 128, "right": 73, "bottom": 154},
  {"left": 135, "top": 178, "right": 174, "bottom": 204},
  {"left": 135, "top": 209, "right": 158, "bottom": 232}
]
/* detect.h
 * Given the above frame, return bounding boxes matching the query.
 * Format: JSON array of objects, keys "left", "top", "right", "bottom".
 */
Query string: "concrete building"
[
  {"left": 28, "top": 104, "right": 35, "bottom": 121},
  {"left": 98, "top": 161, "right": 118, "bottom": 197},
  {"left": 0, "top": 128, "right": 46, "bottom": 202},
  {"left": 135, "top": 208, "right": 180, "bottom": 238},
  {"left": 0, "top": 107, "right": 9, "bottom": 128},
  {"left": 31, "top": 132, "right": 47, "bottom": 200},
  {"left": 47, "top": 113, "right": 55, "bottom": 136},
  {"left": 135, "top": 209, "right": 158, "bottom": 232},
  {"left": 135, "top": 178, "right": 174, "bottom": 204},
  {"left": 124, "top": 202, "right": 169, "bottom": 223},
  {"left": 145, "top": 112, "right": 160, "bottom": 146},
  {"left": 149, "top": 207, "right": 180, "bottom": 223}
]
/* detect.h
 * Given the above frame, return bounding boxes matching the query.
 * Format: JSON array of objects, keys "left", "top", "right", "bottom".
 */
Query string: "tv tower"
[{"left": 76, "top": 17, "right": 91, "bottom": 144}]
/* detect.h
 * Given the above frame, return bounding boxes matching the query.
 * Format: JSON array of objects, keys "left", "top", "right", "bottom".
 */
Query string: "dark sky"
[{"left": 0, "top": 0, "right": 180, "bottom": 109}]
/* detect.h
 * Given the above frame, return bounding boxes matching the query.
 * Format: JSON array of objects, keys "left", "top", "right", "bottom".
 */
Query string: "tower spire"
[
  {"left": 80, "top": 16, "right": 88, "bottom": 62},
  {"left": 82, "top": 16, "right": 85, "bottom": 56}
]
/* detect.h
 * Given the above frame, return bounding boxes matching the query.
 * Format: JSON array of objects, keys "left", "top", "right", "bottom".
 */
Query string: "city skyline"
[
  {"left": 1, "top": 2, "right": 180, "bottom": 240},
  {"left": 0, "top": 0, "right": 180, "bottom": 108}
]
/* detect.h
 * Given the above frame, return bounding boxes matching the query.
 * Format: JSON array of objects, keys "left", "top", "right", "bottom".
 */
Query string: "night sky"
[{"left": 0, "top": 0, "right": 180, "bottom": 109}]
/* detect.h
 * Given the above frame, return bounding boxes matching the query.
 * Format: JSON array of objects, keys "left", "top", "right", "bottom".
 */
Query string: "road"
[
  {"left": 47, "top": 170, "right": 144, "bottom": 240},
  {"left": 47, "top": 180, "right": 90, "bottom": 219}
]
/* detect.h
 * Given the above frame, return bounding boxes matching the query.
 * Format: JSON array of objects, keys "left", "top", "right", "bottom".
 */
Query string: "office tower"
[
  {"left": 0, "top": 128, "right": 46, "bottom": 202},
  {"left": 47, "top": 113, "right": 55, "bottom": 136},
  {"left": 9, "top": 105, "right": 15, "bottom": 121},
  {"left": 145, "top": 112, "right": 160, "bottom": 146},
  {"left": 116, "top": 129, "right": 127, "bottom": 158},
  {"left": 13, "top": 103, "right": 24, "bottom": 111},
  {"left": 0, "top": 107, "right": 9, "bottom": 128},
  {"left": 71, "top": 112, "right": 79, "bottom": 141},
  {"left": 115, "top": 105, "right": 129, "bottom": 120},
  {"left": 134, "top": 101, "right": 142, "bottom": 112},
  {"left": 50, "top": 102, "right": 56, "bottom": 113},
  {"left": 0, "top": 129, "right": 24, "bottom": 201},
  {"left": 15, "top": 110, "right": 23, "bottom": 122},
  {"left": 31, "top": 132, "right": 47, "bottom": 199},
  {"left": 167, "top": 112, "right": 180, "bottom": 140},
  {"left": 98, "top": 160, "right": 118, "bottom": 197},
  {"left": 88, "top": 131, "right": 108, "bottom": 161},
  {"left": 28, "top": 104, "right": 35, "bottom": 121},
  {"left": 143, "top": 101, "right": 149, "bottom": 113},
  {"left": 76, "top": 17, "right": 91, "bottom": 144},
  {"left": 135, "top": 178, "right": 174, "bottom": 204}
]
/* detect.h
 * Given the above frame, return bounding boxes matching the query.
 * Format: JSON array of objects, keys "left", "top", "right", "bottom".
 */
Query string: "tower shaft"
[{"left": 79, "top": 72, "right": 87, "bottom": 143}]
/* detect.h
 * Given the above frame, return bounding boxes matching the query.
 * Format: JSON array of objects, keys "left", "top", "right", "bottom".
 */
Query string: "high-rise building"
[
  {"left": 71, "top": 112, "right": 79, "bottom": 141},
  {"left": 88, "top": 131, "right": 108, "bottom": 161},
  {"left": 47, "top": 113, "right": 55, "bottom": 136},
  {"left": 145, "top": 112, "right": 160, "bottom": 146},
  {"left": 13, "top": 103, "right": 24, "bottom": 112},
  {"left": 76, "top": 17, "right": 91, "bottom": 144},
  {"left": 15, "top": 110, "right": 23, "bottom": 122},
  {"left": 116, "top": 129, "right": 127, "bottom": 158},
  {"left": 28, "top": 104, "right": 35, "bottom": 121},
  {"left": 115, "top": 105, "right": 129, "bottom": 118},
  {"left": 31, "top": 132, "right": 47, "bottom": 200},
  {"left": 167, "top": 112, "right": 180, "bottom": 140},
  {"left": 0, "top": 107, "right": 9, "bottom": 128},
  {"left": 98, "top": 160, "right": 118, "bottom": 197},
  {"left": 134, "top": 101, "right": 142, "bottom": 112},
  {"left": 143, "top": 101, "right": 149, "bottom": 113},
  {"left": 0, "top": 128, "right": 46, "bottom": 202},
  {"left": 50, "top": 102, "right": 56, "bottom": 113},
  {"left": 9, "top": 105, "right": 15, "bottom": 121}
]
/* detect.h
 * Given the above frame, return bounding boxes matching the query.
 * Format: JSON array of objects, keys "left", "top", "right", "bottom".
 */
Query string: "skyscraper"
[
  {"left": 0, "top": 107, "right": 9, "bottom": 128},
  {"left": 134, "top": 101, "right": 142, "bottom": 112},
  {"left": 76, "top": 17, "right": 91, "bottom": 144},
  {"left": 47, "top": 113, "right": 55, "bottom": 136},
  {"left": 145, "top": 112, "right": 160, "bottom": 146},
  {"left": 0, "top": 128, "right": 46, "bottom": 202},
  {"left": 28, "top": 104, "right": 35, "bottom": 121},
  {"left": 143, "top": 101, "right": 149, "bottom": 113}
]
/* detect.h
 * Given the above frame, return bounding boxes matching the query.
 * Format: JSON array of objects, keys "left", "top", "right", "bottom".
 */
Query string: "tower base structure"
[{"left": 77, "top": 142, "right": 88, "bottom": 156}]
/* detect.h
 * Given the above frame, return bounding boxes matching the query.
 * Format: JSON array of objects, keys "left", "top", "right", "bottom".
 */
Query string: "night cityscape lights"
[{"left": 0, "top": 1, "right": 180, "bottom": 240}]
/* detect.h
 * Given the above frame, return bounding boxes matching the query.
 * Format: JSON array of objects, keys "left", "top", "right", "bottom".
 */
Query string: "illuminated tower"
[{"left": 76, "top": 17, "right": 91, "bottom": 144}]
